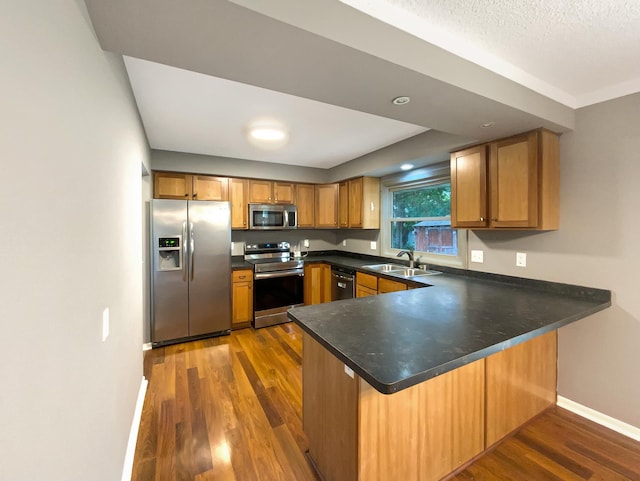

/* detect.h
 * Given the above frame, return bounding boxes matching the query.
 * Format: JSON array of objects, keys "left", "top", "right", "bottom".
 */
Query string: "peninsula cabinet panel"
[
  {"left": 315, "top": 184, "right": 339, "bottom": 228},
  {"left": 358, "top": 359, "right": 485, "bottom": 481},
  {"left": 303, "top": 334, "right": 358, "bottom": 481},
  {"left": 295, "top": 183, "right": 315, "bottom": 228},
  {"left": 229, "top": 178, "right": 248, "bottom": 229},
  {"left": 485, "top": 330, "right": 557, "bottom": 447}
]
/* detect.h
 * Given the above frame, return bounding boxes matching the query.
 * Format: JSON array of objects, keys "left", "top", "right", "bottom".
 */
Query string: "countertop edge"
[{"left": 289, "top": 299, "right": 611, "bottom": 395}]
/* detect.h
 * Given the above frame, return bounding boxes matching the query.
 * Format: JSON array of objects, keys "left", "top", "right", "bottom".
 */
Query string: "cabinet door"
[
  {"left": 489, "top": 131, "right": 538, "bottom": 228},
  {"left": 274, "top": 182, "right": 295, "bottom": 204},
  {"left": 339, "top": 181, "right": 349, "bottom": 228},
  {"left": 154, "top": 172, "right": 192, "bottom": 199},
  {"left": 193, "top": 175, "right": 229, "bottom": 201},
  {"left": 249, "top": 180, "right": 273, "bottom": 203},
  {"left": 232, "top": 270, "right": 253, "bottom": 328},
  {"left": 315, "top": 184, "right": 339, "bottom": 228},
  {"left": 378, "top": 277, "right": 407, "bottom": 294},
  {"left": 304, "top": 263, "right": 331, "bottom": 305},
  {"left": 359, "top": 177, "right": 380, "bottom": 229},
  {"left": 356, "top": 285, "right": 377, "bottom": 298},
  {"left": 296, "top": 183, "right": 315, "bottom": 228},
  {"left": 450, "top": 146, "right": 488, "bottom": 228},
  {"left": 347, "top": 178, "right": 363, "bottom": 228},
  {"left": 230, "top": 178, "right": 248, "bottom": 229}
]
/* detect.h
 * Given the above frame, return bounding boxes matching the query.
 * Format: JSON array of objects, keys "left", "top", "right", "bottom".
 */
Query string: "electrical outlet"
[
  {"left": 344, "top": 364, "right": 355, "bottom": 379},
  {"left": 303, "top": 239, "right": 309, "bottom": 248},
  {"left": 342, "top": 239, "right": 347, "bottom": 247},
  {"left": 471, "top": 250, "right": 484, "bottom": 263},
  {"left": 102, "top": 308, "right": 110, "bottom": 342},
  {"left": 370, "top": 241, "right": 377, "bottom": 250},
  {"left": 516, "top": 252, "right": 527, "bottom": 267}
]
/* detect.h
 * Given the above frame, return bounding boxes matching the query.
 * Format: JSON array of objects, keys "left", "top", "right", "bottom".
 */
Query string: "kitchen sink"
[
  {"left": 362, "top": 263, "right": 407, "bottom": 272},
  {"left": 363, "top": 264, "right": 442, "bottom": 278},
  {"left": 388, "top": 268, "right": 442, "bottom": 277}
]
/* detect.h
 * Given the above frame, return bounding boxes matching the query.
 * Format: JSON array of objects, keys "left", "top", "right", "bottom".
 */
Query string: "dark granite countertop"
[{"left": 288, "top": 252, "right": 611, "bottom": 395}]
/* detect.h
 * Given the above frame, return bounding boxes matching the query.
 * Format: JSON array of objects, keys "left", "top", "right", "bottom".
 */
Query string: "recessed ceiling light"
[
  {"left": 480, "top": 122, "right": 495, "bottom": 128},
  {"left": 246, "top": 119, "right": 289, "bottom": 150},
  {"left": 392, "top": 96, "right": 411, "bottom": 106},
  {"left": 400, "top": 163, "right": 414, "bottom": 171},
  {"left": 249, "top": 128, "right": 286, "bottom": 141}
]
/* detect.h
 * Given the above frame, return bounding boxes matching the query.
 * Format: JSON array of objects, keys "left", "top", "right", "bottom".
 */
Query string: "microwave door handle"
[
  {"left": 283, "top": 210, "right": 288, "bottom": 228},
  {"left": 190, "top": 222, "right": 195, "bottom": 281},
  {"left": 182, "top": 222, "right": 188, "bottom": 282}
]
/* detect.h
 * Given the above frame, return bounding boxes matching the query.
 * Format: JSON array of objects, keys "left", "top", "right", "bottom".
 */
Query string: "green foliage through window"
[{"left": 390, "top": 183, "right": 457, "bottom": 256}]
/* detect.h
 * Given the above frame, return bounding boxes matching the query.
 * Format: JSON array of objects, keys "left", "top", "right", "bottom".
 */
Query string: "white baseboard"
[
  {"left": 142, "top": 342, "right": 153, "bottom": 351},
  {"left": 557, "top": 396, "right": 640, "bottom": 442},
  {"left": 121, "top": 377, "right": 149, "bottom": 481}
]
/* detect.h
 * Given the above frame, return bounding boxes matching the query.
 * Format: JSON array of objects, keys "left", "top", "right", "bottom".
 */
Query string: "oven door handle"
[{"left": 254, "top": 270, "right": 304, "bottom": 280}]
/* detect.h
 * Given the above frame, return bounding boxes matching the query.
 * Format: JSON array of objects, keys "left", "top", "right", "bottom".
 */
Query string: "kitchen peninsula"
[{"left": 288, "top": 268, "right": 610, "bottom": 481}]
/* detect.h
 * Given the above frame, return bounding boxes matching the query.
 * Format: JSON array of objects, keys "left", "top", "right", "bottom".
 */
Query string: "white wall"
[
  {"left": 0, "top": 1, "right": 149, "bottom": 480},
  {"left": 468, "top": 93, "right": 640, "bottom": 428}
]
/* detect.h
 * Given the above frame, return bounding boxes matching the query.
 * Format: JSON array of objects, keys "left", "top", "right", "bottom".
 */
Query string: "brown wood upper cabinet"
[
  {"left": 338, "top": 177, "right": 380, "bottom": 229},
  {"left": 450, "top": 129, "right": 559, "bottom": 230},
  {"left": 314, "top": 183, "right": 339, "bottom": 228},
  {"left": 154, "top": 172, "right": 229, "bottom": 201},
  {"left": 248, "top": 180, "right": 295, "bottom": 204},
  {"left": 229, "top": 178, "right": 248, "bottom": 229},
  {"left": 296, "top": 183, "right": 315, "bottom": 228}
]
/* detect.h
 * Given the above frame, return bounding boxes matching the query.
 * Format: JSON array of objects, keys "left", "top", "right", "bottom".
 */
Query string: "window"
[{"left": 381, "top": 164, "right": 467, "bottom": 268}]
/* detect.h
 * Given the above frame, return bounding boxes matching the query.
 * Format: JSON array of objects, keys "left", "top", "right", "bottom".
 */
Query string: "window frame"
[{"left": 380, "top": 163, "right": 468, "bottom": 268}]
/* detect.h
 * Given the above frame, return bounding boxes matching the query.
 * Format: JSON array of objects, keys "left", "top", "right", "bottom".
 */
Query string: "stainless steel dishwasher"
[{"left": 331, "top": 266, "right": 355, "bottom": 300}]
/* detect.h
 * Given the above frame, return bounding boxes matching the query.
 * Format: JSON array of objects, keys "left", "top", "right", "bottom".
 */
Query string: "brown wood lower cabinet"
[
  {"left": 304, "top": 263, "right": 331, "bottom": 305},
  {"left": 231, "top": 269, "right": 253, "bottom": 329},
  {"left": 302, "top": 330, "right": 557, "bottom": 481}
]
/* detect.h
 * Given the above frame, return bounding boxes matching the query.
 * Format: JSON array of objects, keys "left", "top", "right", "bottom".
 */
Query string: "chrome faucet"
[{"left": 396, "top": 249, "right": 415, "bottom": 268}]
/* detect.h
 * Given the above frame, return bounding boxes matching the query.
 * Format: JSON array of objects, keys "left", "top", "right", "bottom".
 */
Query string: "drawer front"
[
  {"left": 356, "top": 272, "right": 378, "bottom": 290},
  {"left": 233, "top": 269, "right": 253, "bottom": 283}
]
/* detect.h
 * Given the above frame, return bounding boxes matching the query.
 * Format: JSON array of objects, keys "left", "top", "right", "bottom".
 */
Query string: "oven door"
[{"left": 253, "top": 270, "right": 304, "bottom": 328}]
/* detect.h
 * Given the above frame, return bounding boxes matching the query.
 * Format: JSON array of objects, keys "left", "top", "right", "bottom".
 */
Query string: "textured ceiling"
[{"left": 344, "top": 0, "right": 640, "bottom": 107}]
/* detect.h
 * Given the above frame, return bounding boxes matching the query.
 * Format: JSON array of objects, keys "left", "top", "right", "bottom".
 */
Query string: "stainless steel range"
[{"left": 244, "top": 242, "right": 304, "bottom": 328}]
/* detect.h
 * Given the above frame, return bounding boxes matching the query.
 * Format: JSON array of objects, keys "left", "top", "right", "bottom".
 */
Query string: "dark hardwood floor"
[{"left": 133, "top": 323, "right": 640, "bottom": 481}]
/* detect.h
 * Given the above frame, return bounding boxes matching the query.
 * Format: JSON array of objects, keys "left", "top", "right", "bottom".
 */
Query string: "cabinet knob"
[
  {"left": 480, "top": 217, "right": 484, "bottom": 221},
  {"left": 193, "top": 193, "right": 198, "bottom": 198},
  {"left": 184, "top": 193, "right": 189, "bottom": 197}
]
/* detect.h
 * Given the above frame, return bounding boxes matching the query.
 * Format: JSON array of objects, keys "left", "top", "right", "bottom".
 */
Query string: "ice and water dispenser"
[{"left": 156, "top": 236, "right": 183, "bottom": 271}]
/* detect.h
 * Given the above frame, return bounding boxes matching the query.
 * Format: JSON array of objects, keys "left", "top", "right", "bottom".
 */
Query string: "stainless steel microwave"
[{"left": 248, "top": 204, "right": 297, "bottom": 230}]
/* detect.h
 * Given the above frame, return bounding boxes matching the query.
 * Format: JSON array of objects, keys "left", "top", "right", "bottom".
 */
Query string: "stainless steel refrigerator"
[{"left": 150, "top": 199, "right": 231, "bottom": 346}]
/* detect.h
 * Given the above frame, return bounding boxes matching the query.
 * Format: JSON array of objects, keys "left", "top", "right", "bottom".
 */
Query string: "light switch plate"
[
  {"left": 344, "top": 365, "right": 355, "bottom": 379},
  {"left": 370, "top": 241, "right": 377, "bottom": 250},
  {"left": 102, "top": 308, "right": 110, "bottom": 342},
  {"left": 342, "top": 240, "right": 347, "bottom": 247},
  {"left": 516, "top": 252, "right": 527, "bottom": 267},
  {"left": 303, "top": 239, "right": 309, "bottom": 248},
  {"left": 471, "top": 250, "right": 484, "bottom": 263}
]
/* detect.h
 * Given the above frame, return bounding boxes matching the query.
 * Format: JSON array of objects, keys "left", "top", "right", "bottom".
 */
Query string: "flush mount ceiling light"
[
  {"left": 246, "top": 119, "right": 289, "bottom": 150},
  {"left": 400, "top": 163, "right": 414, "bottom": 171},
  {"left": 392, "top": 96, "right": 411, "bottom": 105},
  {"left": 480, "top": 122, "right": 495, "bottom": 128}
]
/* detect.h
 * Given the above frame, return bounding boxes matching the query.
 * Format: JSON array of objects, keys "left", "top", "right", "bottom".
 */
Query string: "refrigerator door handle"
[
  {"left": 182, "top": 221, "right": 188, "bottom": 282},
  {"left": 190, "top": 222, "right": 195, "bottom": 281}
]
